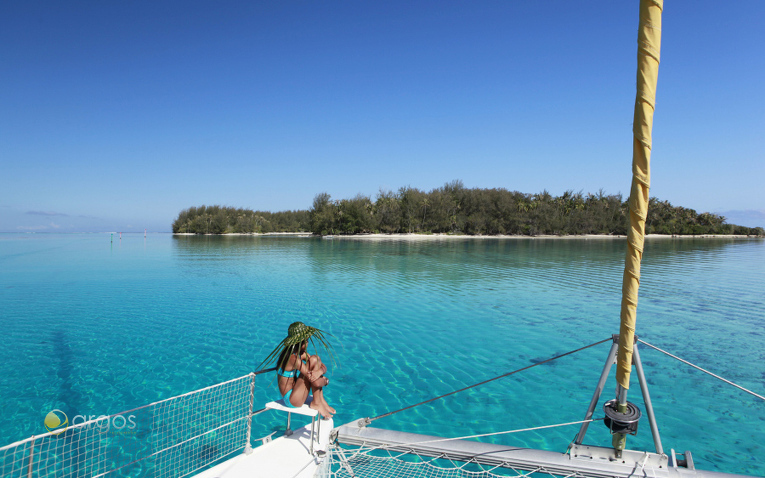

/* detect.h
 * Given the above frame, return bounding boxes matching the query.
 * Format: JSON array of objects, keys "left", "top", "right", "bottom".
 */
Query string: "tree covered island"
[{"left": 172, "top": 181, "right": 764, "bottom": 236}]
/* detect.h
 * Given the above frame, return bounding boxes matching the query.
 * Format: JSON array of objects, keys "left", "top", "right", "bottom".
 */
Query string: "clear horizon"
[{"left": 2, "top": 1, "right": 763, "bottom": 233}]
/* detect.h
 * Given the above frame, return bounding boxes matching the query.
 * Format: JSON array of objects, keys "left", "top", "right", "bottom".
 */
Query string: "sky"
[{"left": 1, "top": 1, "right": 763, "bottom": 233}]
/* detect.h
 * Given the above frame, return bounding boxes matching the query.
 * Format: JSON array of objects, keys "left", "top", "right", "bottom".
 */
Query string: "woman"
[{"left": 260, "top": 322, "right": 335, "bottom": 419}]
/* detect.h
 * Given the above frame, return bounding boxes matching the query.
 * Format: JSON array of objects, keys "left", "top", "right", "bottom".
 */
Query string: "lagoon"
[{"left": 0, "top": 233, "right": 763, "bottom": 476}]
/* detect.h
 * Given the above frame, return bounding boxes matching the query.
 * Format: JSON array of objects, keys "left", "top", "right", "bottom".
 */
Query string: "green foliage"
[
  {"left": 304, "top": 181, "right": 761, "bottom": 237},
  {"left": 644, "top": 198, "right": 729, "bottom": 235},
  {"left": 173, "top": 183, "right": 763, "bottom": 237},
  {"left": 172, "top": 205, "right": 309, "bottom": 234},
  {"left": 398, "top": 186, "right": 428, "bottom": 233},
  {"left": 308, "top": 192, "right": 336, "bottom": 236},
  {"left": 374, "top": 189, "right": 402, "bottom": 233},
  {"left": 337, "top": 194, "right": 375, "bottom": 234}
]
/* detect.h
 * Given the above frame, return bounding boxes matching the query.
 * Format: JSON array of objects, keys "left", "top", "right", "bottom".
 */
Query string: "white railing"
[{"left": 1, "top": 373, "right": 266, "bottom": 478}]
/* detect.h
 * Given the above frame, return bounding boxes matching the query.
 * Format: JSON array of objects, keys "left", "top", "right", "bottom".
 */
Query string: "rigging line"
[
  {"left": 371, "top": 337, "right": 612, "bottom": 422},
  {"left": 289, "top": 456, "right": 319, "bottom": 478},
  {"left": 638, "top": 339, "right": 765, "bottom": 401},
  {"left": 334, "top": 447, "right": 358, "bottom": 478},
  {"left": 369, "top": 418, "right": 603, "bottom": 451}
]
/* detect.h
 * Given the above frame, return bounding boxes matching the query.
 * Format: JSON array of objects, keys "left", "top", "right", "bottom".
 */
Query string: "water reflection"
[{"left": 2, "top": 234, "right": 762, "bottom": 474}]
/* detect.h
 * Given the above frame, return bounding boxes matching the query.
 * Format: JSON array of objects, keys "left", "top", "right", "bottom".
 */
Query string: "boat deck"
[{"left": 192, "top": 418, "right": 333, "bottom": 478}]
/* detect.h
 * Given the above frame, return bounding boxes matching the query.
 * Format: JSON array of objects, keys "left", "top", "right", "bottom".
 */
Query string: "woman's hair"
[{"left": 276, "top": 341, "right": 306, "bottom": 371}]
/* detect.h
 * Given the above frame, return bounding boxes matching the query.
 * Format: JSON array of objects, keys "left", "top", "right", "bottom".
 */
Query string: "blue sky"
[{"left": 2, "top": 1, "right": 763, "bottom": 232}]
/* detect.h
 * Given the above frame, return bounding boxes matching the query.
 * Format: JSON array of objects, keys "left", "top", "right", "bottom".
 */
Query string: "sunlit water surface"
[{"left": 1, "top": 234, "right": 763, "bottom": 476}]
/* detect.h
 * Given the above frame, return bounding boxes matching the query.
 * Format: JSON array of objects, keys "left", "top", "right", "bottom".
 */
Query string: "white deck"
[{"left": 192, "top": 415, "right": 333, "bottom": 478}]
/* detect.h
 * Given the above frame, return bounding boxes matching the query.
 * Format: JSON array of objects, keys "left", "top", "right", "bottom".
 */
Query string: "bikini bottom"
[{"left": 281, "top": 389, "right": 298, "bottom": 408}]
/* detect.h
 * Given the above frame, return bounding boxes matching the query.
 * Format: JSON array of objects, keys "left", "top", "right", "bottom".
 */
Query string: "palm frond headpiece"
[{"left": 259, "top": 321, "right": 334, "bottom": 371}]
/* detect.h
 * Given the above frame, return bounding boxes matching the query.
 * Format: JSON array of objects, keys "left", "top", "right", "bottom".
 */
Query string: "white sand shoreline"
[
  {"left": 174, "top": 232, "right": 761, "bottom": 240},
  {"left": 173, "top": 232, "right": 312, "bottom": 236},
  {"left": 323, "top": 233, "right": 761, "bottom": 240}
]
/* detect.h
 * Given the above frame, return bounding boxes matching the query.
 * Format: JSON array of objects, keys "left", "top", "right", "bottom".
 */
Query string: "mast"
[{"left": 613, "top": 0, "right": 662, "bottom": 456}]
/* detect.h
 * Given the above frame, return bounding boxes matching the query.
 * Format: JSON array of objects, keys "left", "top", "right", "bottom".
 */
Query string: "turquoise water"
[{"left": 1, "top": 233, "right": 763, "bottom": 476}]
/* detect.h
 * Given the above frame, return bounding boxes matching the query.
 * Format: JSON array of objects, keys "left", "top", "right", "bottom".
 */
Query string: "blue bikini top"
[{"left": 277, "top": 368, "right": 299, "bottom": 378}]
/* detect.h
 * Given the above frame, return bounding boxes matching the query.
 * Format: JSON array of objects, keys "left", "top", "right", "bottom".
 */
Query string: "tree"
[
  {"left": 375, "top": 189, "right": 402, "bottom": 233},
  {"left": 172, "top": 184, "right": 762, "bottom": 236},
  {"left": 309, "top": 193, "right": 338, "bottom": 235},
  {"left": 337, "top": 195, "right": 374, "bottom": 234},
  {"left": 398, "top": 186, "right": 427, "bottom": 233}
]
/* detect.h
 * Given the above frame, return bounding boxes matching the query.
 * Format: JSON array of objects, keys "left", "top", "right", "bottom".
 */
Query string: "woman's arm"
[
  {"left": 295, "top": 354, "right": 312, "bottom": 375},
  {"left": 296, "top": 354, "right": 324, "bottom": 382}
]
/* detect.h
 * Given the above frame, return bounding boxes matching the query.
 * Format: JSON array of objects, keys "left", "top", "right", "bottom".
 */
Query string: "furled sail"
[{"left": 616, "top": 0, "right": 663, "bottom": 391}]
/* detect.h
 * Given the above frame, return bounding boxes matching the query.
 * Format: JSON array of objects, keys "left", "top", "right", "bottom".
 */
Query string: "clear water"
[{"left": 1, "top": 233, "right": 763, "bottom": 476}]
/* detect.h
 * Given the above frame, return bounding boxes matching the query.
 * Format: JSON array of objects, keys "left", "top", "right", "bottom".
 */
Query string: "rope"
[
  {"left": 370, "top": 337, "right": 611, "bottom": 422},
  {"left": 638, "top": 339, "right": 765, "bottom": 401},
  {"left": 335, "top": 446, "right": 358, "bottom": 477}
]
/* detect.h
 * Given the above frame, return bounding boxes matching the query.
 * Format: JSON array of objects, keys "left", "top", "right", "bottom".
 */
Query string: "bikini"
[{"left": 277, "top": 367, "right": 300, "bottom": 408}]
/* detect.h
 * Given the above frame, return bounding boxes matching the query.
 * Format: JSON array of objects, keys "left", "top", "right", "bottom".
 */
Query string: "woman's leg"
[
  {"left": 306, "top": 355, "right": 335, "bottom": 416},
  {"left": 306, "top": 355, "right": 328, "bottom": 386},
  {"left": 282, "top": 358, "right": 333, "bottom": 418},
  {"left": 287, "top": 377, "right": 310, "bottom": 408}
]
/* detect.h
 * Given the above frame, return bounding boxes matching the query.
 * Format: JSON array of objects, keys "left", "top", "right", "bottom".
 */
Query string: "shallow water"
[{"left": 1, "top": 233, "right": 763, "bottom": 476}]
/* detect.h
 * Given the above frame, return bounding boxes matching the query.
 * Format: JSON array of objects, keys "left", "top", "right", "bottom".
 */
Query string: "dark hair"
[{"left": 276, "top": 341, "right": 305, "bottom": 372}]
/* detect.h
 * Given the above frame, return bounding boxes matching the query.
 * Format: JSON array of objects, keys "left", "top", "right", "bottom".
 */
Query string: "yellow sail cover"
[{"left": 616, "top": 0, "right": 663, "bottom": 390}]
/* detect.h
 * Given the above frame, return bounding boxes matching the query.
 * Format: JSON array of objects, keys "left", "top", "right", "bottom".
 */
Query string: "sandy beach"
[
  {"left": 174, "top": 232, "right": 313, "bottom": 237},
  {"left": 318, "top": 233, "right": 761, "bottom": 240},
  {"left": 173, "top": 232, "right": 761, "bottom": 239}
]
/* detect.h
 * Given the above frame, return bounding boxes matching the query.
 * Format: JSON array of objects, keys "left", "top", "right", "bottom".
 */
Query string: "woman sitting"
[{"left": 260, "top": 322, "right": 335, "bottom": 419}]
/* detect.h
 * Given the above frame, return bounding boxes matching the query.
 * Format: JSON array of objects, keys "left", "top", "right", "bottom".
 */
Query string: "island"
[{"left": 172, "top": 181, "right": 764, "bottom": 237}]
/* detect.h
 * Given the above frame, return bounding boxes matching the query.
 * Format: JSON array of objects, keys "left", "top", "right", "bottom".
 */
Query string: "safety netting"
[
  {"left": 319, "top": 444, "right": 595, "bottom": 478},
  {"left": 0, "top": 374, "right": 255, "bottom": 478}
]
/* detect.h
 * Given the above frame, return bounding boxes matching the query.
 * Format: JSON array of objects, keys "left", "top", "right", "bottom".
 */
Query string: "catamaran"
[{"left": 2, "top": 1, "right": 762, "bottom": 477}]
